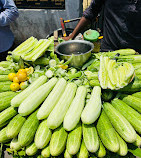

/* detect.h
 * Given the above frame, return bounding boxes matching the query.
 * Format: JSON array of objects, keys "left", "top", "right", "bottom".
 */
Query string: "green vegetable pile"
[
  {"left": 9, "top": 36, "right": 54, "bottom": 62},
  {"left": 0, "top": 38, "right": 141, "bottom": 158}
]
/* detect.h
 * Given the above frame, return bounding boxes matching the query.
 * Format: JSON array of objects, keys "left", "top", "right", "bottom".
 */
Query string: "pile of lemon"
[{"left": 8, "top": 67, "right": 34, "bottom": 92}]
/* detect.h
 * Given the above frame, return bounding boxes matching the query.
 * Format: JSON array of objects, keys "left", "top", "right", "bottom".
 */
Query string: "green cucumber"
[
  {"left": 18, "top": 110, "right": 39, "bottom": 147},
  {"left": 26, "top": 142, "right": 38, "bottom": 156},
  {"left": 77, "top": 140, "right": 89, "bottom": 158},
  {"left": 0, "top": 75, "right": 9, "bottom": 81},
  {"left": 18, "top": 77, "right": 58, "bottom": 116},
  {"left": 10, "top": 138, "right": 22, "bottom": 151},
  {"left": 35, "top": 119, "right": 52, "bottom": 149},
  {"left": 81, "top": 86, "right": 101, "bottom": 124},
  {"left": 0, "top": 92, "right": 18, "bottom": 111},
  {"left": 41, "top": 144, "right": 51, "bottom": 158},
  {"left": 0, "top": 127, "right": 11, "bottom": 143},
  {"left": 0, "top": 107, "right": 17, "bottom": 128},
  {"left": 66, "top": 122, "right": 82, "bottom": 155},
  {"left": 64, "top": 86, "right": 87, "bottom": 131},
  {"left": 37, "top": 78, "right": 67, "bottom": 120},
  {"left": 89, "top": 79, "right": 100, "bottom": 87},
  {"left": 64, "top": 149, "right": 72, "bottom": 158},
  {"left": 95, "top": 138, "right": 106, "bottom": 158},
  {"left": 47, "top": 83, "right": 77, "bottom": 129},
  {"left": 84, "top": 71, "right": 98, "bottom": 80},
  {"left": 103, "top": 102, "right": 137, "bottom": 143},
  {"left": 116, "top": 132, "right": 128, "bottom": 156},
  {"left": 0, "top": 91, "right": 16, "bottom": 97},
  {"left": 50, "top": 125, "right": 68, "bottom": 156},
  {"left": 11, "top": 75, "right": 47, "bottom": 107},
  {"left": 132, "top": 91, "right": 141, "bottom": 98},
  {"left": 121, "top": 95, "right": 141, "bottom": 113},
  {"left": 0, "top": 69, "right": 14, "bottom": 75},
  {"left": 83, "top": 123, "right": 99, "bottom": 153},
  {"left": 0, "top": 81, "right": 12, "bottom": 92},
  {"left": 133, "top": 134, "right": 141, "bottom": 147},
  {"left": 111, "top": 99, "right": 141, "bottom": 134},
  {"left": 7, "top": 114, "right": 26, "bottom": 138},
  {"left": 97, "top": 111, "right": 119, "bottom": 152}
]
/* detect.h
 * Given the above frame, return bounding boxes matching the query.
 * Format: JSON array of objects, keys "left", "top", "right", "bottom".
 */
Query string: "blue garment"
[{"left": 0, "top": 0, "right": 19, "bottom": 53}]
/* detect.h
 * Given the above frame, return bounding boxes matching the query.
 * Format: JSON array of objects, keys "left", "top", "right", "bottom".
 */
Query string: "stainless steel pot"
[{"left": 55, "top": 40, "right": 94, "bottom": 67}]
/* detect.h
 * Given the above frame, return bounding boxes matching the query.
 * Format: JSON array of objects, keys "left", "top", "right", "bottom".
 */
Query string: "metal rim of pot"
[{"left": 55, "top": 40, "right": 94, "bottom": 57}]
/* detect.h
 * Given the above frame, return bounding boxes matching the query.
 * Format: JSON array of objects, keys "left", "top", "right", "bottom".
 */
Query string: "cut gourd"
[
  {"left": 123, "top": 62, "right": 134, "bottom": 82},
  {"left": 99, "top": 56, "right": 108, "bottom": 89},
  {"left": 99, "top": 56, "right": 134, "bottom": 90},
  {"left": 108, "top": 60, "right": 116, "bottom": 85}
]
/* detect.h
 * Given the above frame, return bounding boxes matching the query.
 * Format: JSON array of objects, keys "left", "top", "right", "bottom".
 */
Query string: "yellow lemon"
[
  {"left": 18, "top": 69, "right": 27, "bottom": 74},
  {"left": 58, "top": 65, "right": 68, "bottom": 69},
  {"left": 17, "top": 72, "right": 27, "bottom": 82},
  {"left": 8, "top": 73, "right": 16, "bottom": 81},
  {"left": 10, "top": 83, "right": 20, "bottom": 91},
  {"left": 13, "top": 76, "right": 20, "bottom": 83}
]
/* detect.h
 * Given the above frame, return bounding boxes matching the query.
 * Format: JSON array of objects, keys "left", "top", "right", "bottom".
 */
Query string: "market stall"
[{"left": 0, "top": 34, "right": 141, "bottom": 158}]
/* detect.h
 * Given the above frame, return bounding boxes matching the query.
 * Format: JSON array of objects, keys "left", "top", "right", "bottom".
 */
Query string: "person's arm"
[
  {"left": 63, "top": 17, "right": 91, "bottom": 40},
  {"left": 0, "top": 0, "right": 19, "bottom": 26},
  {"left": 63, "top": 0, "right": 104, "bottom": 41}
]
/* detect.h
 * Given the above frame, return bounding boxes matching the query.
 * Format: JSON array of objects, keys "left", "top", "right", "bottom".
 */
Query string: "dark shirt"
[{"left": 83, "top": 0, "right": 141, "bottom": 52}]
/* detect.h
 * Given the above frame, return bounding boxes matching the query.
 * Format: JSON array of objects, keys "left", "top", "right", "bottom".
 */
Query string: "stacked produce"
[
  {"left": 99, "top": 56, "right": 134, "bottom": 90},
  {"left": 0, "top": 92, "right": 18, "bottom": 111},
  {"left": 0, "top": 77, "right": 141, "bottom": 158},
  {"left": 0, "top": 38, "right": 141, "bottom": 158},
  {"left": 8, "top": 67, "right": 34, "bottom": 92},
  {"left": 10, "top": 36, "right": 54, "bottom": 62}
]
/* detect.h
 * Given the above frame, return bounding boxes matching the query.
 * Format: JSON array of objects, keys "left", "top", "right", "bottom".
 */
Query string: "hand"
[{"left": 62, "top": 36, "right": 72, "bottom": 41}]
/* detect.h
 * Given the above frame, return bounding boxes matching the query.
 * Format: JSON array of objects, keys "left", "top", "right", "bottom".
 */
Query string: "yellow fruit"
[
  {"left": 25, "top": 67, "right": 34, "bottom": 76},
  {"left": 10, "top": 83, "right": 20, "bottom": 92},
  {"left": 13, "top": 76, "right": 20, "bottom": 83},
  {"left": 18, "top": 69, "right": 27, "bottom": 74},
  {"left": 20, "top": 81, "right": 28, "bottom": 90},
  {"left": 17, "top": 72, "right": 27, "bottom": 82},
  {"left": 8, "top": 73, "right": 16, "bottom": 81},
  {"left": 25, "top": 68, "right": 29, "bottom": 72},
  {"left": 58, "top": 65, "right": 68, "bottom": 69}
]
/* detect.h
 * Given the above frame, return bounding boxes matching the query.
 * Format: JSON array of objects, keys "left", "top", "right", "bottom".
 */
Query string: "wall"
[
  {"left": 11, "top": 0, "right": 83, "bottom": 45},
  {"left": 83, "top": 0, "right": 91, "bottom": 11}
]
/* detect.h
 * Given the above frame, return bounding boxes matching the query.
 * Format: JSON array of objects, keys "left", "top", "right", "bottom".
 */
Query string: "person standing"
[
  {"left": 63, "top": 0, "right": 141, "bottom": 53},
  {"left": 0, "top": 0, "right": 19, "bottom": 61}
]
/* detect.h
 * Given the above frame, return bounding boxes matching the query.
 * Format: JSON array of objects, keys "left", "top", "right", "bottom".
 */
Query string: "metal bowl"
[{"left": 55, "top": 40, "right": 94, "bottom": 67}]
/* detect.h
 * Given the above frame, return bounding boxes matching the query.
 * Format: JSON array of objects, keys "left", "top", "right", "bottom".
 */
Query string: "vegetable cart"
[{"left": 0, "top": 36, "right": 141, "bottom": 158}]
